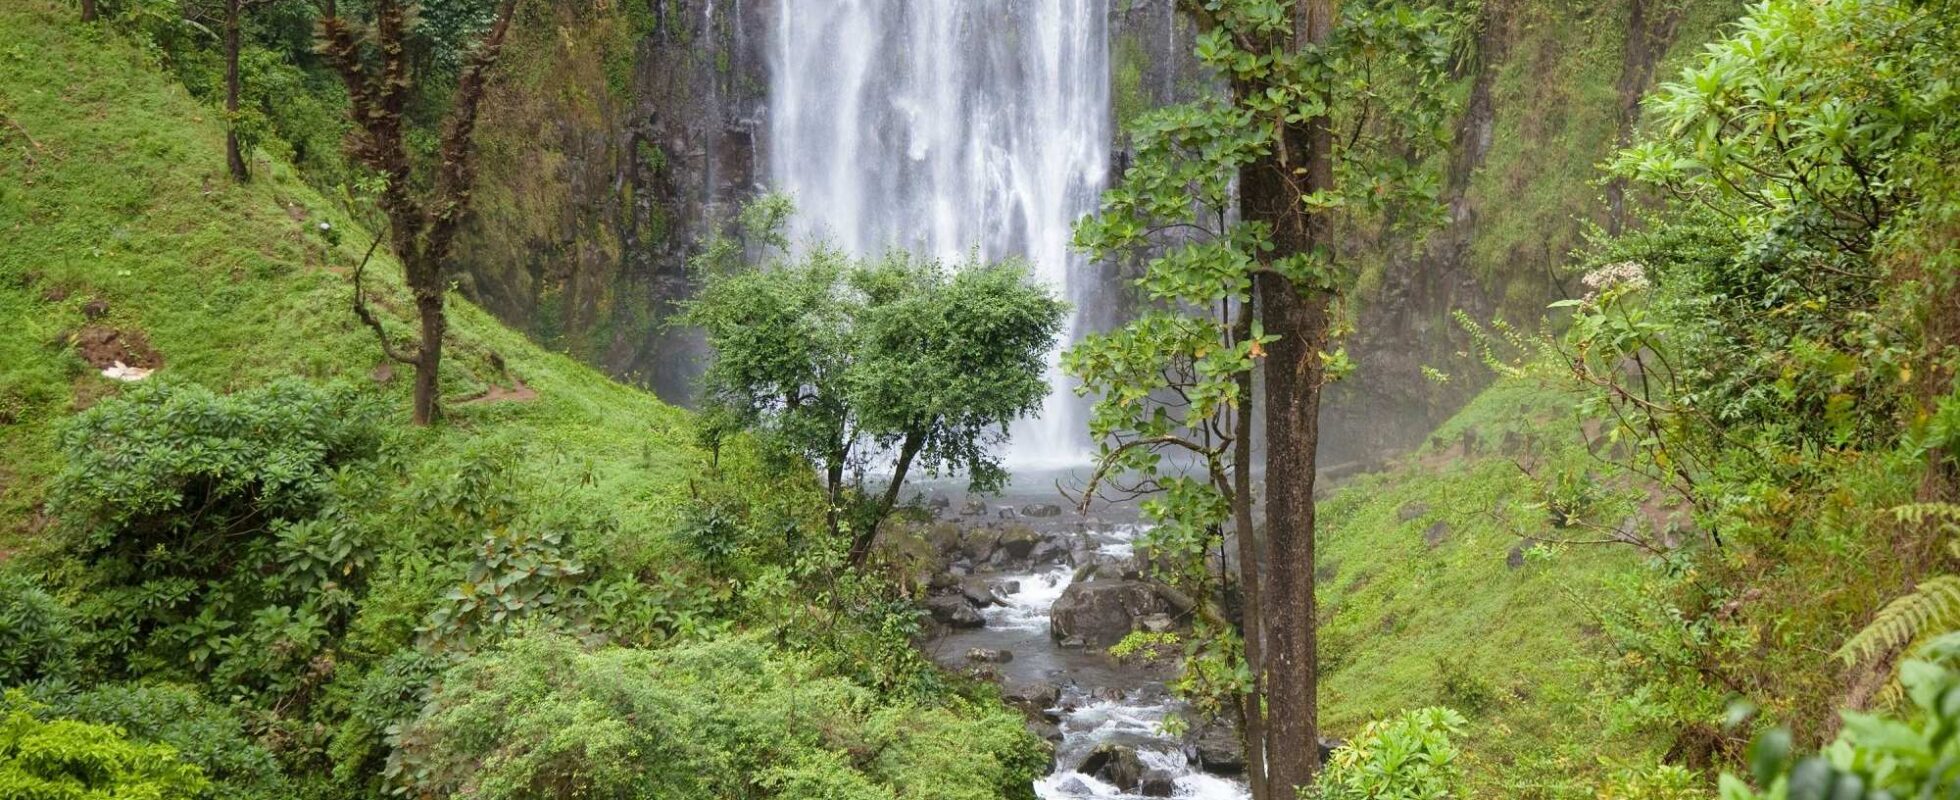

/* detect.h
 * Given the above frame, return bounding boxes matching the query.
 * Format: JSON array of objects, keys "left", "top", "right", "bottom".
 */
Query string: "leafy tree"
[
  {"left": 1071, "top": 1, "right": 1464, "bottom": 795},
  {"left": 220, "top": 0, "right": 284, "bottom": 181},
  {"left": 321, "top": 0, "right": 520, "bottom": 425},
  {"left": 686, "top": 232, "right": 1064, "bottom": 566}
]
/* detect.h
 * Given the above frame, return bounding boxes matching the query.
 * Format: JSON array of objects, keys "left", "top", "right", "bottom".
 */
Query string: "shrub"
[
  {"left": 0, "top": 574, "right": 78, "bottom": 687},
  {"left": 389, "top": 631, "right": 1042, "bottom": 800},
  {"left": 0, "top": 692, "right": 210, "bottom": 800},
  {"left": 1316, "top": 706, "right": 1468, "bottom": 800},
  {"left": 1721, "top": 633, "right": 1960, "bottom": 800},
  {"left": 54, "top": 683, "right": 288, "bottom": 800}
]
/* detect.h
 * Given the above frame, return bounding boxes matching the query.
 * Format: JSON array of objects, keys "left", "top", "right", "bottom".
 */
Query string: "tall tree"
[
  {"left": 222, "top": 0, "right": 279, "bottom": 181},
  {"left": 318, "top": 0, "right": 519, "bottom": 425},
  {"left": 80, "top": 0, "right": 97, "bottom": 23},
  {"left": 1077, "top": 1, "right": 1465, "bottom": 796}
]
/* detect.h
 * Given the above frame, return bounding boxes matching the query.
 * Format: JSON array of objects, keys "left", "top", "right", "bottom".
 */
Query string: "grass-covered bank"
[{"left": 0, "top": 4, "right": 1045, "bottom": 798}]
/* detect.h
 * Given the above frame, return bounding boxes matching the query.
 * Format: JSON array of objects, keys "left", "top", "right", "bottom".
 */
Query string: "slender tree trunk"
[
  {"left": 825, "top": 453, "right": 846, "bottom": 540},
  {"left": 224, "top": 0, "right": 248, "bottom": 181},
  {"left": 411, "top": 287, "right": 445, "bottom": 425},
  {"left": 80, "top": 0, "right": 97, "bottom": 22},
  {"left": 1231, "top": 302, "right": 1271, "bottom": 800},
  {"left": 851, "top": 433, "right": 922, "bottom": 566},
  {"left": 1245, "top": 2, "right": 1335, "bottom": 797}
]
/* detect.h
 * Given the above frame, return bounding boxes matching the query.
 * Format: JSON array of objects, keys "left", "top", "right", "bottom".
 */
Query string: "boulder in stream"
[
  {"left": 1079, "top": 743, "right": 1145, "bottom": 792},
  {"left": 965, "top": 647, "right": 1013, "bottom": 663},
  {"left": 1049, "top": 580, "right": 1172, "bottom": 648},
  {"left": 925, "top": 595, "right": 984, "bottom": 628},
  {"left": 1140, "top": 769, "right": 1177, "bottom": 797},
  {"left": 1189, "top": 719, "right": 1245, "bottom": 774},
  {"left": 1021, "top": 502, "right": 1063, "bottom": 518}
]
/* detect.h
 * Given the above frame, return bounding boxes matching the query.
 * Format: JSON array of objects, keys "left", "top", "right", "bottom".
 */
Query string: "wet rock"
[
  {"left": 992, "top": 579, "right": 1021, "bottom": 599},
  {"left": 1138, "top": 613, "right": 1175, "bottom": 634},
  {"left": 959, "top": 577, "right": 997, "bottom": 608},
  {"left": 1004, "top": 681, "right": 1061, "bottom": 716},
  {"left": 928, "top": 572, "right": 962, "bottom": 591},
  {"left": 965, "top": 648, "right": 1013, "bottom": 664},
  {"left": 927, "top": 495, "right": 952, "bottom": 514},
  {"left": 1051, "top": 776, "right": 1094, "bottom": 795},
  {"left": 1190, "top": 719, "right": 1245, "bottom": 774},
  {"left": 960, "top": 499, "right": 987, "bottom": 516},
  {"left": 1080, "top": 744, "right": 1145, "bottom": 792},
  {"left": 1140, "top": 769, "right": 1177, "bottom": 797},
  {"left": 1424, "top": 520, "right": 1451, "bottom": 548},
  {"left": 1030, "top": 537, "right": 1071, "bottom": 566},
  {"left": 925, "top": 595, "right": 984, "bottom": 628},
  {"left": 995, "top": 525, "right": 1042, "bottom": 561},
  {"left": 1058, "top": 635, "right": 1086, "bottom": 649},
  {"left": 1026, "top": 719, "right": 1063, "bottom": 743},
  {"left": 958, "top": 528, "right": 1000, "bottom": 563},
  {"left": 1318, "top": 737, "right": 1344, "bottom": 765},
  {"left": 1049, "top": 580, "right": 1172, "bottom": 648},
  {"left": 1021, "top": 503, "right": 1063, "bottom": 518},
  {"left": 81, "top": 298, "right": 110, "bottom": 319}
]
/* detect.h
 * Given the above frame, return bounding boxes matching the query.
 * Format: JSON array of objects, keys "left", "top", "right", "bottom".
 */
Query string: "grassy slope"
[
  {"left": 0, "top": 0, "right": 701, "bottom": 550},
  {"left": 1316, "top": 379, "right": 1664, "bottom": 795}
]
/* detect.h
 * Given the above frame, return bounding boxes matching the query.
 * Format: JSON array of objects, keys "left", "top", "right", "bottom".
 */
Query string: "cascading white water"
[{"left": 769, "top": 0, "right": 1111, "bottom": 467}]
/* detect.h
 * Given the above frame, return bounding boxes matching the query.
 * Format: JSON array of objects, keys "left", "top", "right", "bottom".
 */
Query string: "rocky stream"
[{"left": 904, "top": 475, "right": 1253, "bottom": 800}]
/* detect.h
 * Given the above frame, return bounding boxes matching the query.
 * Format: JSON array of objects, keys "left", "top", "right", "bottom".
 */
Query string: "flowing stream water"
[{"left": 768, "top": 0, "right": 1112, "bottom": 467}]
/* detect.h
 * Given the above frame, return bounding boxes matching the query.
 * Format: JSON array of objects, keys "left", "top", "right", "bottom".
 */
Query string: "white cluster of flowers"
[{"left": 1581, "top": 260, "right": 1650, "bottom": 301}]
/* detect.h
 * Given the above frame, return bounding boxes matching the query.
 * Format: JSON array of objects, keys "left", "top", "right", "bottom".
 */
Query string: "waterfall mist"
[{"left": 769, "top": 0, "right": 1112, "bottom": 468}]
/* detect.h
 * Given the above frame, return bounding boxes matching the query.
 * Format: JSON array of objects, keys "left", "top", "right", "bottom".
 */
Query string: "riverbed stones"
[
  {"left": 1139, "top": 769, "right": 1177, "bottom": 797},
  {"left": 960, "top": 499, "right": 987, "bottom": 516},
  {"left": 959, "top": 577, "right": 997, "bottom": 608},
  {"left": 1189, "top": 719, "right": 1245, "bottom": 774},
  {"left": 1003, "top": 680, "right": 1061, "bottom": 717},
  {"left": 925, "top": 595, "right": 984, "bottom": 628},
  {"left": 1021, "top": 502, "right": 1063, "bottom": 518},
  {"left": 994, "top": 524, "right": 1041, "bottom": 561},
  {"left": 965, "top": 647, "right": 1013, "bottom": 663},
  {"left": 1080, "top": 744, "right": 1145, "bottom": 792},
  {"left": 1049, "top": 580, "right": 1172, "bottom": 648}
]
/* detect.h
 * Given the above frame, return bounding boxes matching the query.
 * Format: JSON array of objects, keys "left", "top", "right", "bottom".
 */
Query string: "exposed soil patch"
[
  {"left": 72, "top": 326, "right": 162, "bottom": 370},
  {"left": 456, "top": 377, "right": 538, "bottom": 406}
]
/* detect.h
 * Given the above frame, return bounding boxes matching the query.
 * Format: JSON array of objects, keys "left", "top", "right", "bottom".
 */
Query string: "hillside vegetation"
[{"left": 0, "top": 5, "right": 1043, "bottom": 799}]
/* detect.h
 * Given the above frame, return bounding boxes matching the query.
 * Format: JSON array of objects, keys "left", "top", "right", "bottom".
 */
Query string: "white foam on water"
[{"left": 984, "top": 566, "right": 1076, "bottom": 632}]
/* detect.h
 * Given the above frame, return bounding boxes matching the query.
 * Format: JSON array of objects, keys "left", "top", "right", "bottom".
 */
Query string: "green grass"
[
  {"left": 1315, "top": 379, "right": 1664, "bottom": 795},
  {"left": 0, "top": 0, "right": 700, "bottom": 551}
]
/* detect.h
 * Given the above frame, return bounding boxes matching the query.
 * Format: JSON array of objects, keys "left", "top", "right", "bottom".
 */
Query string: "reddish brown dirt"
[
  {"left": 457, "top": 377, "right": 538, "bottom": 406},
  {"left": 72, "top": 326, "right": 162, "bottom": 370}
]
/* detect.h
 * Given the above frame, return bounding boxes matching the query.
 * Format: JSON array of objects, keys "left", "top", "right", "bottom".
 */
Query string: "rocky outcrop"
[
  {"left": 1049, "top": 580, "right": 1175, "bottom": 648},
  {"left": 1079, "top": 744, "right": 1146, "bottom": 792},
  {"left": 925, "top": 595, "right": 984, "bottom": 628}
]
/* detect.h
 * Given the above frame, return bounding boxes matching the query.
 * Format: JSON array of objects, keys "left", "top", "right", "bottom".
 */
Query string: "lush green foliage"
[
  {"left": 686, "top": 220, "right": 1065, "bottom": 548},
  {"left": 0, "top": 693, "right": 211, "bottom": 800},
  {"left": 387, "top": 631, "right": 1046, "bottom": 800},
  {"left": 0, "top": 575, "right": 79, "bottom": 688},
  {"left": 1722, "top": 635, "right": 1960, "bottom": 799},
  {"left": 1315, "top": 706, "right": 1467, "bottom": 800}
]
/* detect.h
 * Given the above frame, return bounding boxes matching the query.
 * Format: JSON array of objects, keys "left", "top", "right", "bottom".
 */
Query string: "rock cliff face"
[
  {"left": 455, "top": 0, "right": 771, "bottom": 406},
  {"left": 455, "top": 0, "right": 1730, "bottom": 455}
]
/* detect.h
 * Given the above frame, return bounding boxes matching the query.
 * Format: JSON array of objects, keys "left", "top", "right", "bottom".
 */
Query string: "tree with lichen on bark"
[
  {"left": 317, "top": 0, "right": 520, "bottom": 426},
  {"left": 1072, "top": 1, "right": 1469, "bottom": 797}
]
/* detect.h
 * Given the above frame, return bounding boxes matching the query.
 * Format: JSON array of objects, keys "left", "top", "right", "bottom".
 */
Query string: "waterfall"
[{"left": 769, "top": 0, "right": 1112, "bottom": 468}]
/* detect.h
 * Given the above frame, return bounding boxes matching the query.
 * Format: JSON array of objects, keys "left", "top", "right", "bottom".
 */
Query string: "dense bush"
[
  {"left": 1722, "top": 634, "right": 1960, "bottom": 799},
  {"left": 388, "top": 631, "right": 1045, "bottom": 800},
  {"left": 1316, "top": 706, "right": 1467, "bottom": 800},
  {"left": 0, "top": 574, "right": 78, "bottom": 687},
  {"left": 47, "top": 379, "right": 384, "bottom": 693},
  {"left": 0, "top": 692, "right": 210, "bottom": 800},
  {"left": 53, "top": 683, "right": 289, "bottom": 800}
]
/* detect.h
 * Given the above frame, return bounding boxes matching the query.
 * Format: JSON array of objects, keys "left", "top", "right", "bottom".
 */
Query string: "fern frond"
[
  {"left": 1837, "top": 575, "right": 1960, "bottom": 665},
  {"left": 1889, "top": 502, "right": 1960, "bottom": 530}
]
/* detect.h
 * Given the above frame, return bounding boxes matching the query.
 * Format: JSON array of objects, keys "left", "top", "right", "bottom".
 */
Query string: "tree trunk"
[
  {"left": 1245, "top": 2, "right": 1335, "bottom": 797},
  {"left": 411, "top": 288, "right": 444, "bottom": 425},
  {"left": 825, "top": 452, "right": 846, "bottom": 540},
  {"left": 851, "top": 432, "right": 922, "bottom": 566},
  {"left": 224, "top": 0, "right": 248, "bottom": 181},
  {"left": 1232, "top": 302, "right": 1271, "bottom": 800},
  {"left": 80, "top": 0, "right": 97, "bottom": 22}
]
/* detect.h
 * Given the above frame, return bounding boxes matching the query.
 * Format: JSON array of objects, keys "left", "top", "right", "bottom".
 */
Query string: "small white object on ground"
[{"left": 101, "top": 361, "right": 152, "bottom": 381}]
